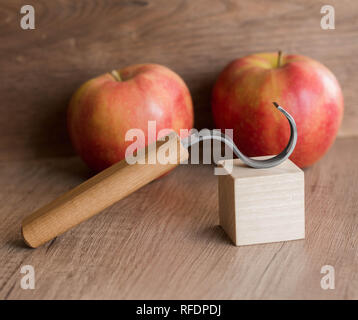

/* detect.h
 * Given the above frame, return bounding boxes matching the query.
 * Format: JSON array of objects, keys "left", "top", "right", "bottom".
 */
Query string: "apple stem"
[
  {"left": 277, "top": 50, "right": 282, "bottom": 68},
  {"left": 111, "top": 70, "right": 122, "bottom": 81}
]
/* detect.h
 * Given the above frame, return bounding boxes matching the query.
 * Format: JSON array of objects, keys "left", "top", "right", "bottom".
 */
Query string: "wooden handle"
[{"left": 22, "top": 131, "right": 189, "bottom": 248}]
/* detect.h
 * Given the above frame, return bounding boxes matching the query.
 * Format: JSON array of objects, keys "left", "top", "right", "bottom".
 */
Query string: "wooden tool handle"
[{"left": 22, "top": 131, "right": 189, "bottom": 248}]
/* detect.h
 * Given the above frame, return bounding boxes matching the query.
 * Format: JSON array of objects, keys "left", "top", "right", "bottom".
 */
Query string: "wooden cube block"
[{"left": 218, "top": 157, "right": 305, "bottom": 246}]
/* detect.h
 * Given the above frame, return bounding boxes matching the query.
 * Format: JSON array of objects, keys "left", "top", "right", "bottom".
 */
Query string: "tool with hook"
[{"left": 22, "top": 102, "right": 297, "bottom": 248}]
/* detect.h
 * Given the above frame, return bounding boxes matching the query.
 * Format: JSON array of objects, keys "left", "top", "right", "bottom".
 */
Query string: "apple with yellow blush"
[
  {"left": 212, "top": 52, "right": 343, "bottom": 168},
  {"left": 68, "top": 64, "right": 194, "bottom": 172}
]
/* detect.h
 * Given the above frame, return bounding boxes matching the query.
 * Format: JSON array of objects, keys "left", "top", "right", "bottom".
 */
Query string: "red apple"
[
  {"left": 68, "top": 64, "right": 194, "bottom": 172},
  {"left": 212, "top": 52, "right": 343, "bottom": 168}
]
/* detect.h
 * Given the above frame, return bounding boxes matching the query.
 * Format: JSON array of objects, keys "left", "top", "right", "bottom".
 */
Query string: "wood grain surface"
[
  {"left": 0, "top": 0, "right": 357, "bottom": 300},
  {"left": 22, "top": 132, "right": 188, "bottom": 248},
  {"left": 218, "top": 158, "right": 305, "bottom": 246},
  {"left": 0, "top": 137, "right": 357, "bottom": 299},
  {"left": 0, "top": 0, "right": 358, "bottom": 161}
]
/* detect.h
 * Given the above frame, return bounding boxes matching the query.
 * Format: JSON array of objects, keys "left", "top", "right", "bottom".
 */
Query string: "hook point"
[{"left": 272, "top": 102, "right": 279, "bottom": 108}]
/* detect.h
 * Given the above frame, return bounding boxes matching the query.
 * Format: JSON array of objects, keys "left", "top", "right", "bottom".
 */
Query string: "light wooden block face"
[{"left": 218, "top": 157, "right": 305, "bottom": 246}]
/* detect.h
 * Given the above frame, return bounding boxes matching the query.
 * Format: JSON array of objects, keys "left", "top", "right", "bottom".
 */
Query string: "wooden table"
[
  {"left": 0, "top": 137, "right": 357, "bottom": 299},
  {"left": 1, "top": 0, "right": 357, "bottom": 300}
]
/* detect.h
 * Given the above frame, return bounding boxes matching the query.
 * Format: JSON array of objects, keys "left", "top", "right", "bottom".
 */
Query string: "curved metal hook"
[{"left": 184, "top": 102, "right": 297, "bottom": 169}]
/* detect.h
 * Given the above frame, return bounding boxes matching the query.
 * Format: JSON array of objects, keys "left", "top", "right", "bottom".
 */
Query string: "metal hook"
[{"left": 183, "top": 102, "right": 297, "bottom": 169}]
